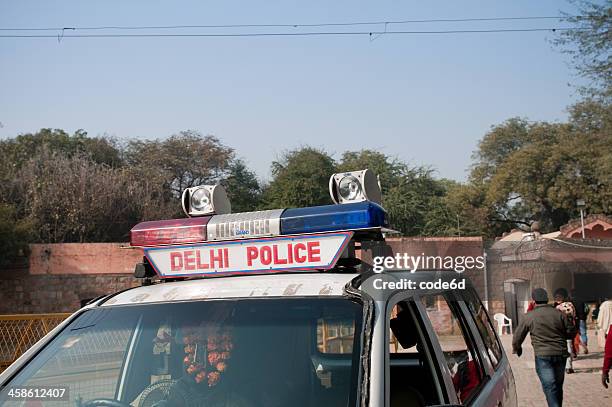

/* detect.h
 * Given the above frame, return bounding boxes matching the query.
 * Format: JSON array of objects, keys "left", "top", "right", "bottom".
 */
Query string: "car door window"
[
  {"left": 2, "top": 309, "right": 137, "bottom": 404},
  {"left": 388, "top": 301, "right": 443, "bottom": 407},
  {"left": 421, "top": 294, "right": 484, "bottom": 404},
  {"left": 463, "top": 289, "right": 503, "bottom": 368}
]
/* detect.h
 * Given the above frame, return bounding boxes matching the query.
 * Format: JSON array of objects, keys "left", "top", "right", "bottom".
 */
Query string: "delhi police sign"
[{"left": 144, "top": 231, "right": 353, "bottom": 278}]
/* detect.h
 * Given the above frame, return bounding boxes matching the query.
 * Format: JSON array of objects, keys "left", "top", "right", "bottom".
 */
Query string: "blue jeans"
[
  {"left": 535, "top": 356, "right": 567, "bottom": 407},
  {"left": 579, "top": 319, "right": 588, "bottom": 345}
]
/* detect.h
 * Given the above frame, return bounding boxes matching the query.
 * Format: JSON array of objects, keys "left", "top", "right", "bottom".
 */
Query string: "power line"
[
  {"left": 0, "top": 15, "right": 583, "bottom": 32},
  {"left": 0, "top": 27, "right": 587, "bottom": 39}
]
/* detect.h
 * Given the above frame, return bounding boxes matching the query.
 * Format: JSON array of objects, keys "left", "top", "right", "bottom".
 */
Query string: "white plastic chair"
[{"left": 493, "top": 313, "right": 513, "bottom": 336}]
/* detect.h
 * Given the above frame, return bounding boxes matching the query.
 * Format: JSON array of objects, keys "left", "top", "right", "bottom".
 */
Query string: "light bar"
[
  {"left": 280, "top": 201, "right": 388, "bottom": 235},
  {"left": 130, "top": 216, "right": 211, "bottom": 247},
  {"left": 131, "top": 202, "right": 388, "bottom": 248}
]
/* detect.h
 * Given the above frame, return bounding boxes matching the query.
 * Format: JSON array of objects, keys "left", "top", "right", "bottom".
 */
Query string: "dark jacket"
[
  {"left": 512, "top": 304, "right": 574, "bottom": 357},
  {"left": 574, "top": 299, "right": 588, "bottom": 321}
]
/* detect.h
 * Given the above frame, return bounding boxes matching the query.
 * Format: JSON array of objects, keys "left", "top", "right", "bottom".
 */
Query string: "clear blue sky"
[{"left": 0, "top": 0, "right": 584, "bottom": 182}]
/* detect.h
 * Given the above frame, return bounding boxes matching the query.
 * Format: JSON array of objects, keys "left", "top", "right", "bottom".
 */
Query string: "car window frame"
[
  {"left": 386, "top": 291, "right": 453, "bottom": 406},
  {"left": 450, "top": 297, "right": 495, "bottom": 405},
  {"left": 461, "top": 287, "right": 504, "bottom": 371},
  {"left": 414, "top": 291, "right": 492, "bottom": 406}
]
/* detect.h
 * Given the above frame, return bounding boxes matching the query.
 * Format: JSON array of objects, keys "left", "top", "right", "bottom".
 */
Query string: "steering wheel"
[{"left": 79, "top": 399, "right": 132, "bottom": 407}]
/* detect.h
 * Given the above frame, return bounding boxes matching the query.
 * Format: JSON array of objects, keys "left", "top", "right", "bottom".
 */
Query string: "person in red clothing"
[
  {"left": 526, "top": 300, "right": 536, "bottom": 313},
  {"left": 603, "top": 324, "right": 612, "bottom": 388},
  {"left": 451, "top": 356, "right": 480, "bottom": 401}
]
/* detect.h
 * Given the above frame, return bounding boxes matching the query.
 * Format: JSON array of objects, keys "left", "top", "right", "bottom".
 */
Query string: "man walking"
[{"left": 513, "top": 288, "right": 575, "bottom": 407}]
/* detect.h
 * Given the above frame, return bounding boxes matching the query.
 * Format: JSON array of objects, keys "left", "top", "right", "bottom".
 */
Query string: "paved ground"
[{"left": 500, "top": 330, "right": 610, "bottom": 406}]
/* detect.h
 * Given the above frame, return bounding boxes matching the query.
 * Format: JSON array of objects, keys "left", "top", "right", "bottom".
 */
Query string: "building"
[{"left": 488, "top": 214, "right": 612, "bottom": 327}]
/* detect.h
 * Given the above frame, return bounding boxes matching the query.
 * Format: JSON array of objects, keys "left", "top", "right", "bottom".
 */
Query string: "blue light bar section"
[{"left": 280, "top": 201, "right": 388, "bottom": 235}]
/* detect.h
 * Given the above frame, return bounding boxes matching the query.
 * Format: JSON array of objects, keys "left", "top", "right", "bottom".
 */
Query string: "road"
[{"left": 500, "top": 330, "right": 610, "bottom": 406}]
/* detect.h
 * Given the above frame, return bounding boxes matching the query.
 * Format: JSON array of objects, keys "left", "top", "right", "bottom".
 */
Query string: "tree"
[
  {"left": 553, "top": 0, "right": 612, "bottom": 99},
  {"left": 431, "top": 183, "right": 502, "bottom": 238},
  {"left": 0, "top": 128, "right": 269, "bottom": 246},
  {"left": 14, "top": 149, "right": 138, "bottom": 243},
  {"left": 262, "top": 147, "right": 336, "bottom": 208},
  {"left": 0, "top": 128, "right": 122, "bottom": 171},
  {"left": 0, "top": 203, "right": 33, "bottom": 266},
  {"left": 0, "top": 129, "right": 123, "bottom": 213},
  {"left": 468, "top": 106, "right": 611, "bottom": 233},
  {"left": 338, "top": 149, "right": 451, "bottom": 236},
  {"left": 125, "top": 131, "right": 234, "bottom": 197},
  {"left": 222, "top": 159, "right": 263, "bottom": 212},
  {"left": 337, "top": 149, "right": 407, "bottom": 190}
]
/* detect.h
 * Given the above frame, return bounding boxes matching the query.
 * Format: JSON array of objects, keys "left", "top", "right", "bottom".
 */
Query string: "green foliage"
[
  {"left": 262, "top": 147, "right": 336, "bottom": 208},
  {"left": 126, "top": 131, "right": 234, "bottom": 196},
  {"left": 0, "top": 129, "right": 236, "bottom": 244},
  {"left": 222, "top": 159, "right": 262, "bottom": 212},
  {"left": 337, "top": 150, "right": 406, "bottom": 189},
  {"left": 0, "top": 203, "right": 33, "bottom": 266},
  {"left": 338, "top": 149, "right": 449, "bottom": 235},
  {"left": 553, "top": 0, "right": 612, "bottom": 99},
  {"left": 15, "top": 149, "right": 139, "bottom": 243},
  {"left": 0, "top": 128, "right": 122, "bottom": 171},
  {"left": 264, "top": 147, "right": 459, "bottom": 236},
  {"left": 468, "top": 101, "right": 611, "bottom": 233}
]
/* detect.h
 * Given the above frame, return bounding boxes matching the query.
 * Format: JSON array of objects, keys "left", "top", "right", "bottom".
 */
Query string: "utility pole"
[{"left": 576, "top": 199, "right": 586, "bottom": 239}]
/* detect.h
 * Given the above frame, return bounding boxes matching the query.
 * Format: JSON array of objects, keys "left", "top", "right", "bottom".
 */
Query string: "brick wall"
[{"left": 0, "top": 243, "right": 142, "bottom": 314}]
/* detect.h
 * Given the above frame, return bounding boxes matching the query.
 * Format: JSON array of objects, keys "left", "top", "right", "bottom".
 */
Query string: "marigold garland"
[{"left": 182, "top": 327, "right": 233, "bottom": 387}]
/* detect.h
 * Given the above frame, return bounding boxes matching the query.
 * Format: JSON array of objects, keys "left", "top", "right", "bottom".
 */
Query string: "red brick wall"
[
  {"left": 0, "top": 272, "right": 139, "bottom": 314},
  {"left": 28, "top": 243, "right": 143, "bottom": 275},
  {"left": 0, "top": 243, "right": 142, "bottom": 314}
]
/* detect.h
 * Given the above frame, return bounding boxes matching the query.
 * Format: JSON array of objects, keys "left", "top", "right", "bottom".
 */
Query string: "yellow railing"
[{"left": 0, "top": 313, "right": 71, "bottom": 371}]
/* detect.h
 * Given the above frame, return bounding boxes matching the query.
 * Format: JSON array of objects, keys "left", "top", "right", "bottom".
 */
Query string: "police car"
[{"left": 0, "top": 169, "right": 516, "bottom": 407}]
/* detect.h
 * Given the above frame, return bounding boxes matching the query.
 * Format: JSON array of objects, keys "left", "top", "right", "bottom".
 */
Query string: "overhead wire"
[
  {"left": 0, "top": 15, "right": 583, "bottom": 32},
  {"left": 0, "top": 27, "right": 589, "bottom": 39}
]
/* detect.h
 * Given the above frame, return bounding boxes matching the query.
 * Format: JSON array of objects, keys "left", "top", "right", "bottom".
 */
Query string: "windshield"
[{"left": 0, "top": 298, "right": 363, "bottom": 407}]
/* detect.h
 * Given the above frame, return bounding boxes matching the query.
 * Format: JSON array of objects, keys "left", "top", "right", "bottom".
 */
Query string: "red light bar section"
[{"left": 130, "top": 216, "right": 212, "bottom": 247}]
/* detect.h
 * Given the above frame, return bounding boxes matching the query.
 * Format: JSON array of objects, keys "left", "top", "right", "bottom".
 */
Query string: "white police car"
[{"left": 0, "top": 170, "right": 516, "bottom": 407}]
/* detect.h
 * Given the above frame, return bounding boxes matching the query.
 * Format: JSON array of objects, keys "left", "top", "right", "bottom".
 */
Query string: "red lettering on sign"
[
  {"left": 210, "top": 249, "right": 224, "bottom": 269},
  {"left": 223, "top": 248, "right": 229, "bottom": 268},
  {"left": 246, "top": 246, "right": 258, "bottom": 266},
  {"left": 307, "top": 241, "right": 321, "bottom": 262},
  {"left": 183, "top": 251, "right": 195, "bottom": 270},
  {"left": 273, "top": 245, "right": 287, "bottom": 265},
  {"left": 196, "top": 250, "right": 209, "bottom": 269},
  {"left": 170, "top": 252, "right": 183, "bottom": 271},
  {"left": 261, "top": 246, "right": 272, "bottom": 265},
  {"left": 287, "top": 243, "right": 294, "bottom": 263},
  {"left": 294, "top": 243, "right": 307, "bottom": 263}
]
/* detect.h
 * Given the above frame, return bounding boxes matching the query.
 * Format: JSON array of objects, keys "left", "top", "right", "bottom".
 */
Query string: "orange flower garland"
[{"left": 182, "top": 327, "right": 233, "bottom": 387}]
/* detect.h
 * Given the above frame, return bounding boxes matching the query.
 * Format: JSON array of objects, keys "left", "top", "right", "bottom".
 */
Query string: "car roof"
[{"left": 100, "top": 272, "right": 358, "bottom": 306}]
